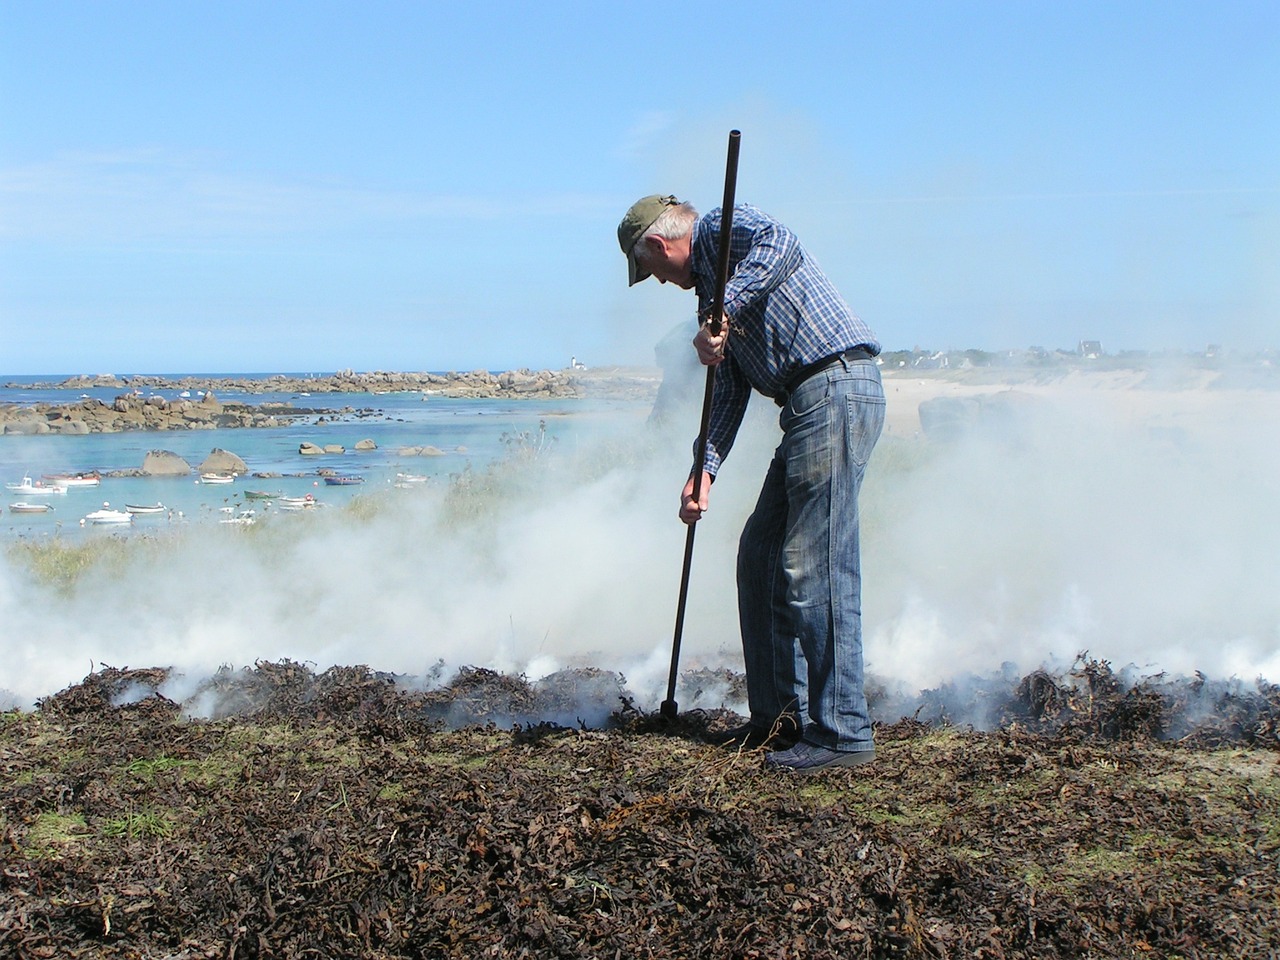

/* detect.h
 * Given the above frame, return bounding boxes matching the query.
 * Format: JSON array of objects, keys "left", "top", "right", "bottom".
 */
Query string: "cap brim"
[{"left": 627, "top": 251, "right": 649, "bottom": 286}]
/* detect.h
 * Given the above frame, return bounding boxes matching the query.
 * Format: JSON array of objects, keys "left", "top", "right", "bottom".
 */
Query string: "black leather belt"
[{"left": 774, "top": 346, "right": 876, "bottom": 406}]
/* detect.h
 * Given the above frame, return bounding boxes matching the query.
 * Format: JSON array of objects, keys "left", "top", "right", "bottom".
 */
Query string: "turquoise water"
[{"left": 1, "top": 377, "right": 645, "bottom": 538}]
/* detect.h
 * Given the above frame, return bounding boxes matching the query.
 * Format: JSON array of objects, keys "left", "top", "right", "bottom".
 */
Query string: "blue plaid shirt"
[{"left": 691, "top": 204, "right": 879, "bottom": 476}]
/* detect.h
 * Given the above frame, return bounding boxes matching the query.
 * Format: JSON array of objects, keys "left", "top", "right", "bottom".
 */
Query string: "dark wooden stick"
[{"left": 661, "top": 129, "right": 741, "bottom": 720}]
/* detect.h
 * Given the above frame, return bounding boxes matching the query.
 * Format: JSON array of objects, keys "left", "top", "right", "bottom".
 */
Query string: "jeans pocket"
[
  {"left": 787, "top": 376, "right": 830, "bottom": 419},
  {"left": 845, "top": 390, "right": 885, "bottom": 467}
]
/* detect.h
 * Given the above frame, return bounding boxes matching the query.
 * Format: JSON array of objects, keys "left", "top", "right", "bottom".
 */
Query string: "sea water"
[{"left": 0, "top": 374, "right": 649, "bottom": 538}]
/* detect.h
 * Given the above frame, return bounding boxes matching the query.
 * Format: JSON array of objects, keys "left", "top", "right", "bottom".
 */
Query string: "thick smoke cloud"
[
  {"left": 2, "top": 371, "right": 1277, "bottom": 718},
  {"left": 865, "top": 372, "right": 1280, "bottom": 695}
]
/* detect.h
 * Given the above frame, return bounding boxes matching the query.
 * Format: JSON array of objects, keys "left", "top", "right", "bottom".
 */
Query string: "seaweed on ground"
[{"left": 3, "top": 659, "right": 1279, "bottom": 958}]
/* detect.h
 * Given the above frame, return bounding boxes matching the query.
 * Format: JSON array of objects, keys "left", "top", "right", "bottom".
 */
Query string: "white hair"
[{"left": 634, "top": 202, "right": 698, "bottom": 267}]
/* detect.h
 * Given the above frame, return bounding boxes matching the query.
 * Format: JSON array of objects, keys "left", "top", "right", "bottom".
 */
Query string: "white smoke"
[
  {"left": 2, "top": 367, "right": 1278, "bottom": 716},
  {"left": 863, "top": 369, "right": 1280, "bottom": 692},
  {"left": 0, "top": 404, "right": 759, "bottom": 710}
]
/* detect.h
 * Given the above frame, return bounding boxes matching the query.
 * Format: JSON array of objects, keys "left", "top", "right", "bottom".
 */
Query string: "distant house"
[
  {"left": 912, "top": 351, "right": 950, "bottom": 370},
  {"left": 1078, "top": 340, "right": 1103, "bottom": 359}
]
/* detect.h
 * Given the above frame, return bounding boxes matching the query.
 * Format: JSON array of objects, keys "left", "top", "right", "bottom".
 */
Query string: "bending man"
[{"left": 618, "top": 194, "right": 885, "bottom": 773}]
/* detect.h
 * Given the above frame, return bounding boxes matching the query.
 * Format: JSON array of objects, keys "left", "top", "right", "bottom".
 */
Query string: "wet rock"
[
  {"left": 198, "top": 448, "right": 248, "bottom": 475},
  {"left": 141, "top": 450, "right": 193, "bottom": 476},
  {"left": 3, "top": 418, "right": 46, "bottom": 435}
]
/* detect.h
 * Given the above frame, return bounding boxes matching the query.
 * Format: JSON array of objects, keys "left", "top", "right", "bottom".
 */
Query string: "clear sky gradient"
[{"left": 2, "top": 1, "right": 1276, "bottom": 374}]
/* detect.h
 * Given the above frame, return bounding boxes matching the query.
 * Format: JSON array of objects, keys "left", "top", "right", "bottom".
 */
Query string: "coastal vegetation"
[{"left": 5, "top": 536, "right": 177, "bottom": 595}]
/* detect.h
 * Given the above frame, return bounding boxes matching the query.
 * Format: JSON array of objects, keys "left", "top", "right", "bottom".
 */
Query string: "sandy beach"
[{"left": 879, "top": 364, "right": 1279, "bottom": 438}]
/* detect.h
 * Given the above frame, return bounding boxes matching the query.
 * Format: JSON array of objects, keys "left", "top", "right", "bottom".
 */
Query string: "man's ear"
[{"left": 640, "top": 234, "right": 667, "bottom": 260}]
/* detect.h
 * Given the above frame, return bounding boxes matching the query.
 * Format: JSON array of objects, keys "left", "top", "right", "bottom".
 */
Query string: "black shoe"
[
  {"left": 764, "top": 742, "right": 876, "bottom": 774},
  {"left": 709, "top": 716, "right": 801, "bottom": 750}
]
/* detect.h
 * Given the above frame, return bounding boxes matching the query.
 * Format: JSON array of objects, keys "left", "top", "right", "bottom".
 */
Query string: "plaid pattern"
[{"left": 691, "top": 205, "right": 879, "bottom": 475}]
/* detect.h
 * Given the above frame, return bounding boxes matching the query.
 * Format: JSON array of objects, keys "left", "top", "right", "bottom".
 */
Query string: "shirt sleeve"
[
  {"left": 720, "top": 214, "right": 802, "bottom": 318},
  {"left": 700, "top": 355, "right": 752, "bottom": 477}
]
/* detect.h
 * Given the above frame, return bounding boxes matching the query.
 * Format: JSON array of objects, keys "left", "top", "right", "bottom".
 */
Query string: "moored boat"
[
  {"left": 9, "top": 502, "right": 54, "bottom": 514},
  {"left": 200, "top": 473, "right": 236, "bottom": 484},
  {"left": 5, "top": 476, "right": 67, "bottom": 496},
  {"left": 82, "top": 502, "right": 133, "bottom": 525},
  {"left": 42, "top": 472, "right": 101, "bottom": 487},
  {"left": 125, "top": 503, "right": 166, "bottom": 515},
  {"left": 244, "top": 490, "right": 282, "bottom": 500},
  {"left": 323, "top": 475, "right": 364, "bottom": 485},
  {"left": 278, "top": 494, "right": 319, "bottom": 510}
]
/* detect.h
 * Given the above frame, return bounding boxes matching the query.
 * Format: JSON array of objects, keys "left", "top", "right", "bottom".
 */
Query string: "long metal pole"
[{"left": 660, "top": 129, "right": 741, "bottom": 720}]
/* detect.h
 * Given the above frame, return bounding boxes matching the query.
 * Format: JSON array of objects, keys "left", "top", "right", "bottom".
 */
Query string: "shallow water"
[{"left": 1, "top": 375, "right": 646, "bottom": 538}]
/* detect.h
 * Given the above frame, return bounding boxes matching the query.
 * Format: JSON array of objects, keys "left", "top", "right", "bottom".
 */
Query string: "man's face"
[{"left": 640, "top": 233, "right": 694, "bottom": 289}]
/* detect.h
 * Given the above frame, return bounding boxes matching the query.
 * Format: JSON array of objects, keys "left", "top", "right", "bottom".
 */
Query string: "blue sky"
[{"left": 1, "top": 0, "right": 1276, "bottom": 374}]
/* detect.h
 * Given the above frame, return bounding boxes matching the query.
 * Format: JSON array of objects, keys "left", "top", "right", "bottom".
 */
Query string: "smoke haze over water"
[{"left": 2, "top": 375, "right": 1278, "bottom": 716}]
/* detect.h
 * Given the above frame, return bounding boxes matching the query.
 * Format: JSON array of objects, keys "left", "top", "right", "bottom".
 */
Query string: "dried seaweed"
[{"left": 3, "top": 659, "right": 1279, "bottom": 958}]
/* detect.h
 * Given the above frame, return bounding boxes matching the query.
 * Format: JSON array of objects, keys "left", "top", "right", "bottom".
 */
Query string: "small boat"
[
  {"left": 9, "top": 502, "right": 53, "bottom": 514},
  {"left": 5, "top": 476, "right": 67, "bottom": 496},
  {"left": 125, "top": 503, "right": 166, "bottom": 515},
  {"left": 200, "top": 473, "right": 235, "bottom": 484},
  {"left": 43, "top": 472, "right": 101, "bottom": 487},
  {"left": 393, "top": 473, "right": 431, "bottom": 489},
  {"left": 278, "top": 494, "right": 319, "bottom": 510},
  {"left": 244, "top": 489, "right": 282, "bottom": 500},
  {"left": 82, "top": 502, "right": 133, "bottom": 525},
  {"left": 323, "top": 475, "right": 364, "bottom": 486},
  {"left": 220, "top": 509, "right": 257, "bottom": 526}
]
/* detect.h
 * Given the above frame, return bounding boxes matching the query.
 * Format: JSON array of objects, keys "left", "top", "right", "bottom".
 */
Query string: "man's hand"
[
  {"left": 679, "top": 470, "right": 713, "bottom": 525},
  {"left": 692, "top": 316, "right": 728, "bottom": 366}
]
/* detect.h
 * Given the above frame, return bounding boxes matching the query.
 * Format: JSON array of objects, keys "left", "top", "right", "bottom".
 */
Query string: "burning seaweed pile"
[
  {"left": 3, "top": 659, "right": 1278, "bottom": 958},
  {"left": 886, "top": 654, "right": 1280, "bottom": 749}
]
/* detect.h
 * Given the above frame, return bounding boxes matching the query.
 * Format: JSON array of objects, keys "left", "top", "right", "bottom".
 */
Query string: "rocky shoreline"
[
  {"left": 1, "top": 367, "right": 662, "bottom": 435},
  {"left": 0, "top": 391, "right": 340, "bottom": 435}
]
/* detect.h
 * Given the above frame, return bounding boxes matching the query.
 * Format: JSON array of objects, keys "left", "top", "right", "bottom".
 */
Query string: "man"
[{"left": 618, "top": 194, "right": 885, "bottom": 773}]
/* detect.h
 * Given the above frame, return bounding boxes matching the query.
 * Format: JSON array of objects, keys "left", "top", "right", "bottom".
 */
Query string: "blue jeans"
[{"left": 736, "top": 357, "right": 884, "bottom": 750}]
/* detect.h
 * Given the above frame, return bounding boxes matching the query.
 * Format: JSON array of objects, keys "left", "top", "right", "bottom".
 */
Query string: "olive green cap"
[{"left": 617, "top": 194, "right": 680, "bottom": 286}]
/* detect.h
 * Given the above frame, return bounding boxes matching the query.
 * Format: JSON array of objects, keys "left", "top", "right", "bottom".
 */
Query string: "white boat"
[
  {"left": 220, "top": 509, "right": 257, "bottom": 526},
  {"left": 43, "top": 472, "right": 101, "bottom": 487},
  {"left": 5, "top": 476, "right": 67, "bottom": 496},
  {"left": 125, "top": 503, "right": 166, "bottom": 515},
  {"left": 9, "top": 502, "right": 53, "bottom": 514},
  {"left": 82, "top": 502, "right": 133, "bottom": 525},
  {"left": 278, "top": 494, "right": 319, "bottom": 510},
  {"left": 200, "top": 473, "right": 235, "bottom": 484}
]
